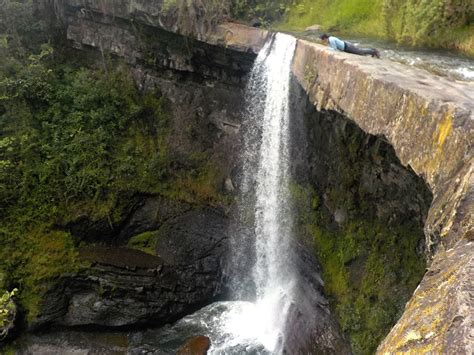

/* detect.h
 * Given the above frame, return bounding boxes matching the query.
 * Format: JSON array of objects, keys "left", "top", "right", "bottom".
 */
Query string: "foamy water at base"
[{"left": 150, "top": 301, "right": 287, "bottom": 354}]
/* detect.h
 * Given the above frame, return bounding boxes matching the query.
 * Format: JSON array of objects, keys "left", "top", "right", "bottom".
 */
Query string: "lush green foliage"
[
  {"left": 0, "top": 0, "right": 170, "bottom": 320},
  {"left": 0, "top": 57, "right": 168, "bottom": 317},
  {"left": 281, "top": 0, "right": 473, "bottom": 55},
  {"left": 311, "top": 221, "right": 425, "bottom": 354},
  {"left": 0, "top": 0, "right": 231, "bottom": 322},
  {"left": 1, "top": 60, "right": 166, "bottom": 219},
  {"left": 0, "top": 288, "right": 17, "bottom": 340},
  {"left": 291, "top": 183, "right": 426, "bottom": 354}
]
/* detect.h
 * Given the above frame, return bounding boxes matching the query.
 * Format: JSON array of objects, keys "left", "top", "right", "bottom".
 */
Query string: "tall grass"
[{"left": 280, "top": 0, "right": 474, "bottom": 56}]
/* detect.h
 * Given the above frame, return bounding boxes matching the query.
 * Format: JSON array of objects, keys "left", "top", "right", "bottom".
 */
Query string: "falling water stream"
[
  {"left": 154, "top": 33, "right": 299, "bottom": 354},
  {"left": 140, "top": 33, "right": 299, "bottom": 355},
  {"left": 217, "top": 32, "right": 298, "bottom": 354}
]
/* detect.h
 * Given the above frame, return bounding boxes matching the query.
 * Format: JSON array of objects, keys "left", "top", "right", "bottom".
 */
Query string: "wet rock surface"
[
  {"left": 155, "top": 210, "right": 228, "bottom": 266},
  {"left": 12, "top": 330, "right": 129, "bottom": 354},
  {"left": 32, "top": 208, "right": 229, "bottom": 330},
  {"left": 177, "top": 335, "right": 211, "bottom": 355},
  {"left": 284, "top": 241, "right": 351, "bottom": 354}
]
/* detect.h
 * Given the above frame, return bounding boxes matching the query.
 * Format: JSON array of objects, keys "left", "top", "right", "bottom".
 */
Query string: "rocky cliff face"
[
  {"left": 19, "top": 1, "right": 473, "bottom": 354},
  {"left": 292, "top": 41, "right": 473, "bottom": 257},
  {"left": 22, "top": 1, "right": 352, "bottom": 353},
  {"left": 33, "top": 208, "right": 229, "bottom": 329},
  {"left": 287, "top": 77, "right": 432, "bottom": 353},
  {"left": 291, "top": 40, "right": 473, "bottom": 354},
  {"left": 27, "top": 0, "right": 255, "bottom": 333}
]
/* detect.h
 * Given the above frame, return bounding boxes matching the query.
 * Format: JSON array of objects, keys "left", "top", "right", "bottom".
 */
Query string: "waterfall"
[
  {"left": 252, "top": 33, "right": 296, "bottom": 304},
  {"left": 154, "top": 33, "right": 299, "bottom": 355},
  {"left": 222, "top": 32, "right": 297, "bottom": 354}
]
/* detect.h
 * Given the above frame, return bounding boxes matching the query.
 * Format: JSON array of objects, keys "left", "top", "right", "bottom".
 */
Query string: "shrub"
[{"left": 0, "top": 288, "right": 17, "bottom": 340}]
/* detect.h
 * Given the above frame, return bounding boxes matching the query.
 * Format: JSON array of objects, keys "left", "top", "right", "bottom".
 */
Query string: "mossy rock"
[{"left": 127, "top": 231, "right": 160, "bottom": 255}]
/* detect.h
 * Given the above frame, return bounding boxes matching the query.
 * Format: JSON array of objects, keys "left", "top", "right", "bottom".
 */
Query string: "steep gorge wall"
[
  {"left": 286, "top": 78, "right": 432, "bottom": 353},
  {"left": 18, "top": 0, "right": 257, "bottom": 334},
  {"left": 10, "top": 2, "right": 354, "bottom": 353},
  {"left": 24, "top": 1, "right": 473, "bottom": 353},
  {"left": 191, "top": 16, "right": 473, "bottom": 351},
  {"left": 291, "top": 40, "right": 473, "bottom": 354}
]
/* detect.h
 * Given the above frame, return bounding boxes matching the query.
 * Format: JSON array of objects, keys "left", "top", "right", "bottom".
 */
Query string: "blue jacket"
[{"left": 328, "top": 36, "right": 345, "bottom": 51}]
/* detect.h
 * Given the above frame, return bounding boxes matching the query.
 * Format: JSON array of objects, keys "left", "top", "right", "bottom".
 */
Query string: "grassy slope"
[{"left": 277, "top": 0, "right": 474, "bottom": 56}]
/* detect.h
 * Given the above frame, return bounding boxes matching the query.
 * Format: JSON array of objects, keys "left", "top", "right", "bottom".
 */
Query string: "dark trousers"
[{"left": 344, "top": 42, "right": 377, "bottom": 56}]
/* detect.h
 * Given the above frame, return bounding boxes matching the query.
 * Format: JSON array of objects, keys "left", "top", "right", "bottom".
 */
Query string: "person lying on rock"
[{"left": 320, "top": 34, "right": 380, "bottom": 58}]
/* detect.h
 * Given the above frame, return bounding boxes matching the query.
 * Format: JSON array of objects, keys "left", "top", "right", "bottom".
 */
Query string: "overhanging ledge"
[{"left": 289, "top": 38, "right": 473, "bottom": 354}]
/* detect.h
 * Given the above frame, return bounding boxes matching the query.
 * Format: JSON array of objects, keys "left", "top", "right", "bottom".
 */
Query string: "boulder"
[{"left": 155, "top": 209, "right": 228, "bottom": 266}]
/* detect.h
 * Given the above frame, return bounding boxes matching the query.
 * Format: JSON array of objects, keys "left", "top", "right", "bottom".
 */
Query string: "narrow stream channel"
[{"left": 296, "top": 31, "right": 474, "bottom": 82}]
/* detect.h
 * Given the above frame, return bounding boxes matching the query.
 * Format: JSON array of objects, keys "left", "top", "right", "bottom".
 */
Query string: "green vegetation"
[
  {"left": 127, "top": 231, "right": 159, "bottom": 255},
  {"left": 289, "top": 117, "right": 429, "bottom": 354},
  {"left": 0, "top": 228, "right": 81, "bottom": 321},
  {"left": 231, "top": 0, "right": 473, "bottom": 55},
  {"left": 0, "top": 0, "right": 228, "bottom": 323},
  {"left": 292, "top": 181, "right": 426, "bottom": 355},
  {"left": 0, "top": 288, "right": 17, "bottom": 340},
  {"left": 280, "top": 0, "right": 474, "bottom": 56},
  {"left": 311, "top": 220, "right": 425, "bottom": 354},
  {"left": 0, "top": 54, "right": 167, "bottom": 319}
]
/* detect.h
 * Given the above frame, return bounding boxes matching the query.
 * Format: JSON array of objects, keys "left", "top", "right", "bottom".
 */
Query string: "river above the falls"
[{"left": 294, "top": 31, "right": 474, "bottom": 82}]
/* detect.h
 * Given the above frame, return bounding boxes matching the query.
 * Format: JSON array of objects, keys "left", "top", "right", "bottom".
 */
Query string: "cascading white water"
[
  {"left": 148, "top": 33, "right": 298, "bottom": 355},
  {"left": 217, "top": 32, "right": 297, "bottom": 354},
  {"left": 253, "top": 33, "right": 295, "bottom": 296}
]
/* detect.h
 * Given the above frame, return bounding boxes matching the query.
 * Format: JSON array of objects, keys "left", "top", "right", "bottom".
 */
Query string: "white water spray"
[{"left": 219, "top": 33, "right": 297, "bottom": 354}]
